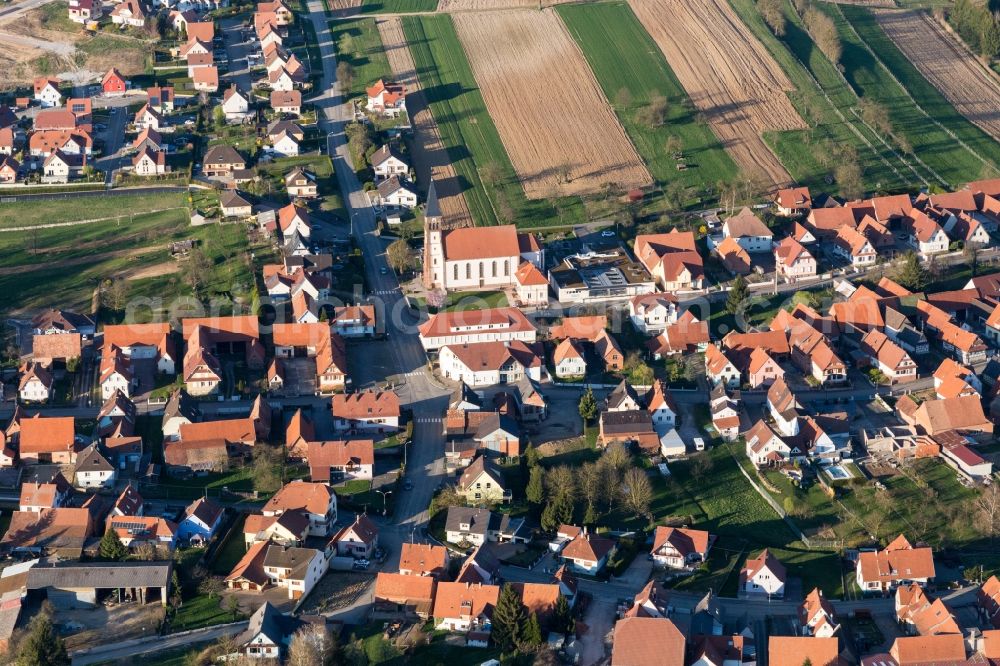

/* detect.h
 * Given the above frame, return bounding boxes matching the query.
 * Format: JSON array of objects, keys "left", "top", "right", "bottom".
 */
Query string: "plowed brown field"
[
  {"left": 452, "top": 9, "right": 652, "bottom": 199},
  {"left": 874, "top": 9, "right": 1000, "bottom": 143},
  {"left": 377, "top": 17, "right": 473, "bottom": 226},
  {"left": 628, "top": 0, "right": 805, "bottom": 187}
]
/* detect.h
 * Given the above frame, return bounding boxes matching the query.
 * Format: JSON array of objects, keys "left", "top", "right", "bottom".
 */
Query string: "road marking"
[
  {"left": 373, "top": 289, "right": 398, "bottom": 296},
  {"left": 414, "top": 417, "right": 440, "bottom": 424},
  {"left": 403, "top": 371, "right": 423, "bottom": 377}
]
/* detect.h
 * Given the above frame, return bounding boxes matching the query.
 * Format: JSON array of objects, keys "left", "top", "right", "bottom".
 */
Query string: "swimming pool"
[{"left": 825, "top": 464, "right": 851, "bottom": 481}]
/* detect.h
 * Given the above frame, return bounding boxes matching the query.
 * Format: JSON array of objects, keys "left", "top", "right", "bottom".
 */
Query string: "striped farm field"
[
  {"left": 826, "top": 2, "right": 1000, "bottom": 186},
  {"left": 451, "top": 9, "right": 652, "bottom": 199},
  {"left": 557, "top": 1, "right": 738, "bottom": 192},
  {"left": 401, "top": 14, "right": 584, "bottom": 227},
  {"left": 627, "top": 0, "right": 807, "bottom": 188}
]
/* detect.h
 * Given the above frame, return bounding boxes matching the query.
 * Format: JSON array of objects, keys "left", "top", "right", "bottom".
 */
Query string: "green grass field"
[
  {"left": 0, "top": 192, "right": 187, "bottom": 228},
  {"left": 727, "top": 0, "right": 917, "bottom": 194},
  {"left": 824, "top": 2, "right": 1000, "bottom": 188},
  {"left": 359, "top": 0, "right": 437, "bottom": 12},
  {"left": 0, "top": 206, "right": 255, "bottom": 315},
  {"left": 329, "top": 17, "right": 394, "bottom": 101},
  {"left": 401, "top": 14, "right": 584, "bottom": 228},
  {"left": 557, "top": 2, "right": 738, "bottom": 194}
]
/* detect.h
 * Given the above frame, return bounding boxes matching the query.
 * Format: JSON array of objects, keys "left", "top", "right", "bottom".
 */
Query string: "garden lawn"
[
  {"left": 257, "top": 155, "right": 347, "bottom": 219},
  {"left": 211, "top": 514, "right": 248, "bottom": 574},
  {"left": 401, "top": 14, "right": 584, "bottom": 229},
  {"left": 329, "top": 18, "right": 393, "bottom": 101},
  {"left": 0, "top": 192, "right": 187, "bottom": 228},
  {"left": 557, "top": 2, "right": 737, "bottom": 193},
  {"left": 170, "top": 594, "right": 235, "bottom": 633},
  {"left": 824, "top": 2, "right": 1000, "bottom": 188}
]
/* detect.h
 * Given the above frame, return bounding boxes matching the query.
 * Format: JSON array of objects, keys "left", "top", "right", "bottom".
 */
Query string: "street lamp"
[{"left": 374, "top": 489, "right": 392, "bottom": 516}]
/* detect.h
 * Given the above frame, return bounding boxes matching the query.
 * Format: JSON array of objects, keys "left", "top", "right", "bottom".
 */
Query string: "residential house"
[
  {"left": 611, "top": 617, "right": 685, "bottom": 666},
  {"left": 561, "top": 530, "right": 616, "bottom": 575},
  {"left": 457, "top": 455, "right": 508, "bottom": 504},
  {"left": 370, "top": 144, "right": 408, "bottom": 180},
  {"left": 177, "top": 497, "right": 224, "bottom": 545},
  {"left": 332, "top": 391, "right": 400, "bottom": 433},
  {"left": 800, "top": 588, "right": 840, "bottom": 638},
  {"left": 366, "top": 79, "right": 407, "bottom": 117},
  {"left": 374, "top": 573, "right": 437, "bottom": 619},
  {"left": 235, "top": 602, "right": 306, "bottom": 661},
  {"left": 398, "top": 543, "right": 449, "bottom": 578},
  {"left": 203, "top": 144, "right": 246, "bottom": 177},
  {"left": 306, "top": 439, "right": 374, "bottom": 483},
  {"left": 833, "top": 225, "right": 877, "bottom": 267},
  {"left": 513, "top": 261, "right": 549, "bottom": 306},
  {"left": 739, "top": 549, "right": 786, "bottom": 598},
  {"left": 192, "top": 66, "right": 219, "bottom": 93},
  {"left": 856, "top": 534, "right": 935, "bottom": 593},
  {"left": 438, "top": 340, "right": 543, "bottom": 386},
  {"left": 895, "top": 583, "right": 959, "bottom": 637},
  {"left": 885, "top": 634, "right": 967, "bottom": 666},
  {"left": 103, "top": 322, "right": 176, "bottom": 374},
  {"left": 902, "top": 210, "right": 950, "bottom": 256},
  {"left": 444, "top": 507, "right": 527, "bottom": 546},
  {"left": 628, "top": 293, "right": 679, "bottom": 334},
  {"left": 906, "top": 395, "right": 992, "bottom": 439},
  {"left": 132, "top": 147, "right": 166, "bottom": 176},
  {"left": 262, "top": 481, "right": 337, "bottom": 537},
  {"left": 285, "top": 167, "right": 316, "bottom": 198},
  {"left": 553, "top": 338, "right": 586, "bottom": 379},
  {"left": 773, "top": 186, "right": 811, "bottom": 216},
  {"left": 110, "top": 0, "right": 145, "bottom": 27},
  {"left": 19, "top": 477, "right": 71, "bottom": 512},
  {"left": 219, "top": 190, "right": 253, "bottom": 218},
  {"left": 146, "top": 85, "right": 174, "bottom": 113},
  {"left": 68, "top": 0, "right": 102, "bottom": 23},
  {"left": 0, "top": 156, "right": 19, "bottom": 184},
  {"left": 73, "top": 443, "right": 115, "bottom": 489},
  {"left": 646, "top": 311, "right": 710, "bottom": 358},
  {"left": 221, "top": 85, "right": 250, "bottom": 122},
  {"left": 374, "top": 175, "right": 417, "bottom": 210},
  {"left": 99, "top": 346, "right": 133, "bottom": 400},
  {"left": 634, "top": 230, "right": 705, "bottom": 291},
  {"left": 330, "top": 514, "right": 379, "bottom": 559},
  {"left": 331, "top": 305, "right": 377, "bottom": 338},
  {"left": 775, "top": 237, "right": 817, "bottom": 282},
  {"left": 277, "top": 203, "right": 311, "bottom": 239},
  {"left": 704, "top": 344, "right": 741, "bottom": 388},
  {"left": 710, "top": 385, "right": 742, "bottom": 442},
  {"left": 767, "top": 637, "right": 839, "bottom": 666},
  {"left": 19, "top": 363, "right": 54, "bottom": 403},
  {"left": 433, "top": 582, "right": 499, "bottom": 643},
  {"left": 18, "top": 415, "right": 79, "bottom": 464},
  {"left": 271, "top": 90, "right": 301, "bottom": 116},
  {"left": 933, "top": 358, "right": 981, "bottom": 400},
  {"left": 747, "top": 347, "right": 784, "bottom": 389},
  {"left": 650, "top": 526, "right": 712, "bottom": 570},
  {"left": 133, "top": 104, "right": 162, "bottom": 131},
  {"left": 860, "top": 329, "right": 917, "bottom": 384},
  {"left": 31, "top": 332, "right": 81, "bottom": 368},
  {"left": 721, "top": 207, "right": 773, "bottom": 252},
  {"left": 33, "top": 77, "right": 62, "bottom": 107}
]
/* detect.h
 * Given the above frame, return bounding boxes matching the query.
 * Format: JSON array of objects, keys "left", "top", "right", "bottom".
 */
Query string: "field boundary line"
[
  {"left": 0, "top": 206, "right": 189, "bottom": 232},
  {"left": 830, "top": 3, "right": 996, "bottom": 182}
]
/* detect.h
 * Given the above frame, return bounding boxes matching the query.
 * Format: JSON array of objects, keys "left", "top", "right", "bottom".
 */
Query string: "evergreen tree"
[
  {"left": 492, "top": 584, "right": 526, "bottom": 653},
  {"left": 552, "top": 595, "right": 574, "bottom": 636},
  {"left": 526, "top": 465, "right": 545, "bottom": 506},
  {"left": 15, "top": 610, "right": 68, "bottom": 666},
  {"left": 520, "top": 612, "right": 543, "bottom": 649},
  {"left": 541, "top": 493, "right": 574, "bottom": 532},
  {"left": 726, "top": 274, "right": 749, "bottom": 316},
  {"left": 98, "top": 527, "right": 127, "bottom": 561},
  {"left": 525, "top": 442, "right": 540, "bottom": 468},
  {"left": 578, "top": 388, "right": 597, "bottom": 427},
  {"left": 893, "top": 251, "right": 929, "bottom": 292}
]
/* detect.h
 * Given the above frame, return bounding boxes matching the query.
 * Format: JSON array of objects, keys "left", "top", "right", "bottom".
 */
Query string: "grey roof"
[
  {"left": 459, "top": 454, "right": 504, "bottom": 491},
  {"left": 164, "top": 390, "right": 201, "bottom": 423},
  {"left": 74, "top": 443, "right": 114, "bottom": 475},
  {"left": 370, "top": 143, "right": 405, "bottom": 168},
  {"left": 185, "top": 497, "right": 224, "bottom": 527},
  {"left": 425, "top": 179, "right": 441, "bottom": 219},
  {"left": 237, "top": 602, "right": 302, "bottom": 648},
  {"left": 473, "top": 413, "right": 519, "bottom": 440},
  {"left": 284, "top": 166, "right": 314, "bottom": 184},
  {"left": 26, "top": 560, "right": 172, "bottom": 590},
  {"left": 464, "top": 542, "right": 502, "bottom": 577},
  {"left": 607, "top": 380, "right": 642, "bottom": 411},
  {"left": 450, "top": 382, "right": 481, "bottom": 410},
  {"left": 220, "top": 190, "right": 252, "bottom": 209},
  {"left": 262, "top": 545, "right": 321, "bottom": 579},
  {"left": 599, "top": 409, "right": 654, "bottom": 435},
  {"left": 203, "top": 144, "right": 245, "bottom": 166},
  {"left": 282, "top": 229, "right": 309, "bottom": 255},
  {"left": 376, "top": 175, "right": 411, "bottom": 198},
  {"left": 445, "top": 506, "right": 492, "bottom": 537}
]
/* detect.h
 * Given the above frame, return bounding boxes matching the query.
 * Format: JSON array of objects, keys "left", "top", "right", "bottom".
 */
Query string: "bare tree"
[
  {"left": 621, "top": 467, "right": 653, "bottom": 519},
  {"left": 601, "top": 442, "right": 631, "bottom": 472},
  {"left": 101, "top": 277, "right": 130, "bottom": 312},
  {"left": 978, "top": 484, "right": 1000, "bottom": 542},
  {"left": 387, "top": 238, "right": 412, "bottom": 274},
  {"left": 804, "top": 7, "right": 842, "bottom": 65},
  {"left": 758, "top": 0, "right": 787, "bottom": 36},
  {"left": 287, "top": 624, "right": 338, "bottom": 666},
  {"left": 546, "top": 465, "right": 577, "bottom": 501}
]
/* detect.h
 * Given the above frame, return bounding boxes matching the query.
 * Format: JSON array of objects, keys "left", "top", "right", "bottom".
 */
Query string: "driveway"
[{"left": 220, "top": 16, "right": 253, "bottom": 93}]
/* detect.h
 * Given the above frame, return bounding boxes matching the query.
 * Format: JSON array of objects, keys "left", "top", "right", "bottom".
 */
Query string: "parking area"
[{"left": 278, "top": 357, "right": 318, "bottom": 397}]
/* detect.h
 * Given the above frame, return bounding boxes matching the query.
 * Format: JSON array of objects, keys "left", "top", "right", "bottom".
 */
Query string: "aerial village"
[{"left": 5, "top": 0, "right": 1000, "bottom": 664}]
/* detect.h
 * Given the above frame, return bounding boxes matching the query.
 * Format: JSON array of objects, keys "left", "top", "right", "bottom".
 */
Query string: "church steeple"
[
  {"left": 423, "top": 179, "right": 444, "bottom": 289},
  {"left": 425, "top": 179, "right": 442, "bottom": 228}
]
